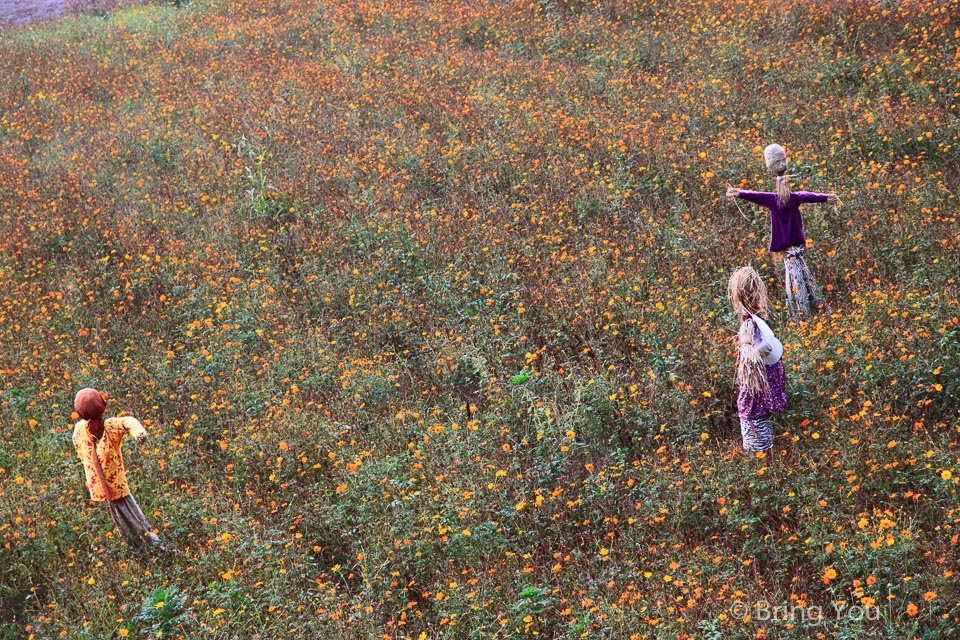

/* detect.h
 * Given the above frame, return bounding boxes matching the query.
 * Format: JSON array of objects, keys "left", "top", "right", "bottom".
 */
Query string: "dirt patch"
[
  {"left": 0, "top": 0, "right": 132, "bottom": 28},
  {"left": 0, "top": 0, "right": 68, "bottom": 26}
]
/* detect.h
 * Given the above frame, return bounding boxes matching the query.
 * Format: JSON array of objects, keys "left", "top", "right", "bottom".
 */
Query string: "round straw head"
[
  {"left": 763, "top": 144, "right": 788, "bottom": 175},
  {"left": 728, "top": 266, "right": 767, "bottom": 317}
]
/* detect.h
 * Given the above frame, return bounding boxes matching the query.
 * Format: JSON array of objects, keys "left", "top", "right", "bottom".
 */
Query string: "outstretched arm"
[
  {"left": 120, "top": 416, "right": 148, "bottom": 445},
  {"left": 794, "top": 191, "right": 838, "bottom": 205},
  {"left": 733, "top": 189, "right": 778, "bottom": 208}
]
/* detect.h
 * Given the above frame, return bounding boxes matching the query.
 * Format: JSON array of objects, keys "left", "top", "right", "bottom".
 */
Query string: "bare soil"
[{"left": 0, "top": 0, "right": 68, "bottom": 26}]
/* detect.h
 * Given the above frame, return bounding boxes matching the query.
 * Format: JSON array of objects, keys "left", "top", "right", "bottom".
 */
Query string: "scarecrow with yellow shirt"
[{"left": 72, "top": 388, "right": 163, "bottom": 551}]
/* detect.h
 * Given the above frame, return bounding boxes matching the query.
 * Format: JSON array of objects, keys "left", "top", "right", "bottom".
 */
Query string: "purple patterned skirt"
[{"left": 737, "top": 360, "right": 787, "bottom": 420}]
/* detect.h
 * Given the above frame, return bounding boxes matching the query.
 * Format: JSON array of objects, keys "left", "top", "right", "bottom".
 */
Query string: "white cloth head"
[{"left": 763, "top": 144, "right": 788, "bottom": 175}]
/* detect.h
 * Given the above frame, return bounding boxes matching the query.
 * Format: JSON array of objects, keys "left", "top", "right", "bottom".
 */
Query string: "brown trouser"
[{"left": 107, "top": 493, "right": 161, "bottom": 550}]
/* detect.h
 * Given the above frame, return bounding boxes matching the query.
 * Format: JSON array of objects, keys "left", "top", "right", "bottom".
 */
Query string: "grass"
[{"left": 0, "top": 0, "right": 958, "bottom": 637}]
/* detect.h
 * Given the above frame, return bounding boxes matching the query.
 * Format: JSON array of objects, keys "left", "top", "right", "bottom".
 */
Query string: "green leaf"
[{"left": 509, "top": 372, "right": 531, "bottom": 385}]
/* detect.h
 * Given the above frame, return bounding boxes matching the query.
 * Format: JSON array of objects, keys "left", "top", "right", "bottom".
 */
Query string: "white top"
[{"left": 749, "top": 313, "right": 783, "bottom": 365}]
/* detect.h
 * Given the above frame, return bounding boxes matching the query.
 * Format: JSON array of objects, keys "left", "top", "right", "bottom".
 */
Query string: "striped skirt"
[
  {"left": 783, "top": 246, "right": 829, "bottom": 317},
  {"left": 740, "top": 414, "right": 774, "bottom": 452},
  {"left": 107, "top": 493, "right": 162, "bottom": 551}
]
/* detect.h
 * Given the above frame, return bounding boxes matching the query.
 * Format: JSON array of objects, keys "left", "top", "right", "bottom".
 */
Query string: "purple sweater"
[{"left": 737, "top": 190, "right": 829, "bottom": 252}]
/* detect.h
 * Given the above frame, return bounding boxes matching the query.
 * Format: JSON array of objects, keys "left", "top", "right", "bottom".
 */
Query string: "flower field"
[{"left": 0, "top": 0, "right": 958, "bottom": 637}]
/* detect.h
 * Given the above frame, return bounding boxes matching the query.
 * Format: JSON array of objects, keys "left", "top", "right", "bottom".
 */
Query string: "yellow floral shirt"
[{"left": 72, "top": 416, "right": 147, "bottom": 502}]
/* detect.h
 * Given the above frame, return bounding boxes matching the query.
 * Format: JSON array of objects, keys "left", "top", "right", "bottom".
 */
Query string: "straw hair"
[
  {"left": 737, "top": 321, "right": 770, "bottom": 394},
  {"left": 729, "top": 267, "right": 770, "bottom": 394},
  {"left": 728, "top": 266, "right": 768, "bottom": 318},
  {"left": 775, "top": 175, "right": 792, "bottom": 204}
]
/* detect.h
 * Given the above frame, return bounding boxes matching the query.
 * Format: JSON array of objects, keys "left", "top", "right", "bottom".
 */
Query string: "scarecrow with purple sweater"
[{"left": 727, "top": 144, "right": 840, "bottom": 317}]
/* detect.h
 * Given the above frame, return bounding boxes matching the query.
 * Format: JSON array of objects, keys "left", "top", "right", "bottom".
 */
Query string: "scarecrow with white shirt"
[{"left": 728, "top": 267, "right": 787, "bottom": 453}]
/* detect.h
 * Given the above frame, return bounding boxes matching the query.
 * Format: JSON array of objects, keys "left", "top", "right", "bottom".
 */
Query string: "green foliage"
[
  {"left": 509, "top": 371, "right": 531, "bottom": 385},
  {"left": 133, "top": 586, "right": 192, "bottom": 636}
]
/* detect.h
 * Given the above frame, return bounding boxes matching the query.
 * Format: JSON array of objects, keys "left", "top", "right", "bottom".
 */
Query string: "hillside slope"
[{"left": 1, "top": 0, "right": 957, "bottom": 637}]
